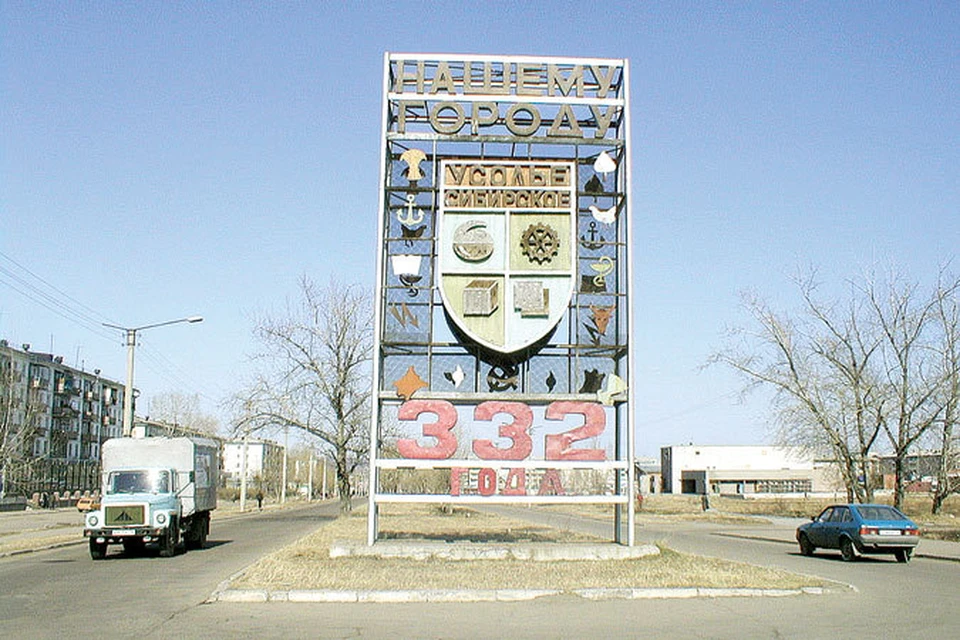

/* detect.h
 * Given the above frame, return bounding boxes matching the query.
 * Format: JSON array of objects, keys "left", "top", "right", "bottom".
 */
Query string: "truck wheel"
[
  {"left": 89, "top": 539, "right": 107, "bottom": 560},
  {"left": 185, "top": 519, "right": 203, "bottom": 550},
  {"left": 183, "top": 523, "right": 197, "bottom": 550},
  {"left": 200, "top": 512, "right": 210, "bottom": 548},
  {"left": 159, "top": 521, "right": 178, "bottom": 558},
  {"left": 190, "top": 516, "right": 208, "bottom": 550}
]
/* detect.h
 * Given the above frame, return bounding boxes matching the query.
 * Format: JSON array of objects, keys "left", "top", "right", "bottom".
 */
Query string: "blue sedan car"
[{"left": 796, "top": 504, "right": 920, "bottom": 563}]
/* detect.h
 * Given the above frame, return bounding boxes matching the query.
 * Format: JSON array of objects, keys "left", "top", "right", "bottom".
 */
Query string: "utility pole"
[
  {"left": 239, "top": 433, "right": 248, "bottom": 512},
  {"left": 103, "top": 316, "right": 202, "bottom": 437},
  {"left": 308, "top": 449, "right": 314, "bottom": 501},
  {"left": 281, "top": 425, "right": 288, "bottom": 504}
]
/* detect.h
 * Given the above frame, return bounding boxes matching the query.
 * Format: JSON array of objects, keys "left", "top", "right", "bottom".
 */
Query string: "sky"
[{"left": 1, "top": 2, "right": 958, "bottom": 457}]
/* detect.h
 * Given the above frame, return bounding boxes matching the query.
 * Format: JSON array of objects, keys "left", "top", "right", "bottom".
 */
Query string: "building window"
[{"left": 756, "top": 479, "right": 811, "bottom": 494}]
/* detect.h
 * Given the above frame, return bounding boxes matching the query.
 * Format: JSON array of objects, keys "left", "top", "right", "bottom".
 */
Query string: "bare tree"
[
  {"left": 149, "top": 392, "right": 221, "bottom": 435},
  {"left": 0, "top": 355, "right": 42, "bottom": 499},
  {"left": 713, "top": 277, "right": 883, "bottom": 502},
  {"left": 715, "top": 270, "right": 960, "bottom": 508},
  {"left": 931, "top": 274, "right": 960, "bottom": 513},
  {"left": 233, "top": 277, "right": 372, "bottom": 514},
  {"left": 867, "top": 274, "right": 955, "bottom": 509}
]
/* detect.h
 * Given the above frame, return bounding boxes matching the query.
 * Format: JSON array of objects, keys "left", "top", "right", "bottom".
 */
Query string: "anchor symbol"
[
  {"left": 397, "top": 193, "right": 425, "bottom": 227},
  {"left": 579, "top": 221, "right": 604, "bottom": 250}
]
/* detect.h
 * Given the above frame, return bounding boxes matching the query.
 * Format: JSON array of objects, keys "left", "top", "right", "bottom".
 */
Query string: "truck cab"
[{"left": 85, "top": 467, "right": 184, "bottom": 558}]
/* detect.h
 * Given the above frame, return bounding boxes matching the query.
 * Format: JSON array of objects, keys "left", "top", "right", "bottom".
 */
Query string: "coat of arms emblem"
[{"left": 438, "top": 160, "right": 577, "bottom": 354}]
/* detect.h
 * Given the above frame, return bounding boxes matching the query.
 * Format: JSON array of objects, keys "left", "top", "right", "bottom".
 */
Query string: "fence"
[{"left": 2, "top": 458, "right": 100, "bottom": 500}]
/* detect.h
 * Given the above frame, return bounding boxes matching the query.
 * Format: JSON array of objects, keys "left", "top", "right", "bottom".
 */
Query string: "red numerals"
[
  {"left": 544, "top": 401, "right": 606, "bottom": 461},
  {"left": 395, "top": 400, "right": 458, "bottom": 459},
  {"left": 396, "top": 400, "right": 606, "bottom": 461},
  {"left": 472, "top": 401, "right": 533, "bottom": 460}
]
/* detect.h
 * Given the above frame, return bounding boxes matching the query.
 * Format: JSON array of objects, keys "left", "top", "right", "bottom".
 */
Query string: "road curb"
[
  {"left": 0, "top": 538, "right": 85, "bottom": 558},
  {"left": 911, "top": 552, "right": 960, "bottom": 563},
  {"left": 210, "top": 585, "right": 831, "bottom": 603}
]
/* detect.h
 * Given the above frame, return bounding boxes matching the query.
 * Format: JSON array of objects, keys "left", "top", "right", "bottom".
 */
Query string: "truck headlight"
[
  {"left": 87, "top": 514, "right": 99, "bottom": 527},
  {"left": 156, "top": 512, "right": 167, "bottom": 525}
]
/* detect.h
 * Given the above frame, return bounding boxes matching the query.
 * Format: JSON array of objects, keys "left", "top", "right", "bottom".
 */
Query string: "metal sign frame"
[{"left": 368, "top": 53, "right": 634, "bottom": 545}]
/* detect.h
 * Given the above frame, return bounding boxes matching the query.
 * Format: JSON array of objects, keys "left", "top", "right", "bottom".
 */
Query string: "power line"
[
  {"left": 138, "top": 341, "right": 227, "bottom": 405},
  {"left": 0, "top": 251, "right": 219, "bottom": 401},
  {"left": 0, "top": 265, "right": 117, "bottom": 342},
  {"left": 0, "top": 251, "right": 117, "bottom": 329}
]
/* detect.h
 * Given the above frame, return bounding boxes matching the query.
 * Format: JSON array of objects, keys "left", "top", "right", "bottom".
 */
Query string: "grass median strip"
[{"left": 229, "top": 505, "right": 828, "bottom": 593}]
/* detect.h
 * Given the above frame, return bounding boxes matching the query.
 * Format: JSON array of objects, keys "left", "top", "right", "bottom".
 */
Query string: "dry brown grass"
[
  {"left": 230, "top": 505, "right": 827, "bottom": 592},
  {"left": 543, "top": 502, "right": 768, "bottom": 525}
]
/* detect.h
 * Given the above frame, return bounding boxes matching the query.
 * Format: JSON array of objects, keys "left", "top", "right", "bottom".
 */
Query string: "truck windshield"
[{"left": 107, "top": 470, "right": 171, "bottom": 494}]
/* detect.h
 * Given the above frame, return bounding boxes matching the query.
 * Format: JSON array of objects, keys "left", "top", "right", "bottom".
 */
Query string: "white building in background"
[
  {"left": 661, "top": 444, "right": 835, "bottom": 495},
  {"left": 222, "top": 439, "right": 284, "bottom": 487},
  {"left": 635, "top": 456, "right": 662, "bottom": 495}
]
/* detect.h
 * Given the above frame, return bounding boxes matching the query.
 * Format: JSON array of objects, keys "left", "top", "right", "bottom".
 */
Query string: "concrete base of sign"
[{"left": 329, "top": 539, "right": 660, "bottom": 561}]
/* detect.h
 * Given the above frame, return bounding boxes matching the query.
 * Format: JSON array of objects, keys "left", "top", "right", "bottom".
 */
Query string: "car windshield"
[
  {"left": 107, "top": 470, "right": 171, "bottom": 494},
  {"left": 856, "top": 506, "right": 908, "bottom": 521}
]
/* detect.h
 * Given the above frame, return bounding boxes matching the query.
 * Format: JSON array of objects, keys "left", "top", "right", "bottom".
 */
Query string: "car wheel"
[
  {"left": 895, "top": 548, "right": 912, "bottom": 563},
  {"left": 840, "top": 537, "right": 857, "bottom": 562},
  {"left": 798, "top": 534, "right": 815, "bottom": 557}
]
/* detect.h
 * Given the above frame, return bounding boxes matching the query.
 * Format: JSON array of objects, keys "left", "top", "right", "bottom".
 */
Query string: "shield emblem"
[{"left": 438, "top": 160, "right": 577, "bottom": 354}]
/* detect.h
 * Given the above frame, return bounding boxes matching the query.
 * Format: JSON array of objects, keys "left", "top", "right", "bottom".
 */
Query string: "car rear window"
[{"left": 857, "top": 506, "right": 907, "bottom": 521}]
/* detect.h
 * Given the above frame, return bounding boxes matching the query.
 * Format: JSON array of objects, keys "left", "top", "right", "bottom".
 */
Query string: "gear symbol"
[{"left": 520, "top": 223, "right": 559, "bottom": 264}]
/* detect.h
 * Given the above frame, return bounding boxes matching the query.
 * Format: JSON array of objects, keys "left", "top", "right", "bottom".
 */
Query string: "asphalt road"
[
  {"left": 2, "top": 503, "right": 958, "bottom": 639},
  {"left": 0, "top": 500, "right": 342, "bottom": 639}
]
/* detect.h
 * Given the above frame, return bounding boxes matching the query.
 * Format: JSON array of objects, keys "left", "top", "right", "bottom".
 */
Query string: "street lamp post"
[{"left": 103, "top": 316, "right": 203, "bottom": 437}]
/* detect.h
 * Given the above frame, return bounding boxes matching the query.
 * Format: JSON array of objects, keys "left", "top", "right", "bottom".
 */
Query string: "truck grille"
[{"left": 104, "top": 505, "right": 145, "bottom": 527}]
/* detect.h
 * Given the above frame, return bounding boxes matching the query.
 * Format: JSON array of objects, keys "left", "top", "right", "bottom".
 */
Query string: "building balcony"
[{"left": 52, "top": 406, "right": 79, "bottom": 420}]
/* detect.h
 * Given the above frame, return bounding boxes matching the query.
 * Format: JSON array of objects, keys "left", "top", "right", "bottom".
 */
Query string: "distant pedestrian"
[
  {"left": 256, "top": 491, "right": 263, "bottom": 511},
  {"left": 701, "top": 493, "right": 710, "bottom": 511}
]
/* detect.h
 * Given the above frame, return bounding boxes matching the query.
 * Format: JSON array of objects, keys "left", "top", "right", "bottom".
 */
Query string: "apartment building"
[
  {"left": 222, "top": 438, "right": 285, "bottom": 490},
  {"left": 1, "top": 339, "right": 125, "bottom": 464}
]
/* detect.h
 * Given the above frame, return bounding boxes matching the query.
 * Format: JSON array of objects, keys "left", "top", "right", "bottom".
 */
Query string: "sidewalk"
[{"left": 0, "top": 507, "right": 85, "bottom": 556}]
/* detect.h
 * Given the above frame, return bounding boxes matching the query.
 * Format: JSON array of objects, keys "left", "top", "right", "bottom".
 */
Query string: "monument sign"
[{"left": 369, "top": 54, "right": 634, "bottom": 544}]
